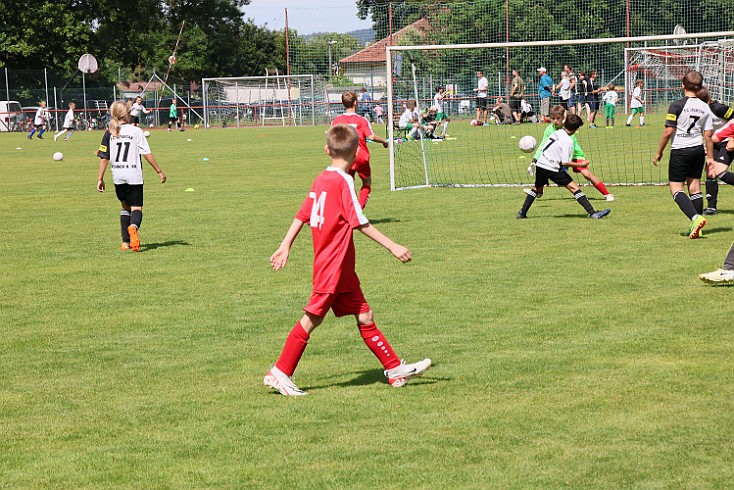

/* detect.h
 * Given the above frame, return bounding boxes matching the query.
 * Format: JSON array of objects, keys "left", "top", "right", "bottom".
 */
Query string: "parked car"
[{"left": 0, "top": 100, "right": 23, "bottom": 132}]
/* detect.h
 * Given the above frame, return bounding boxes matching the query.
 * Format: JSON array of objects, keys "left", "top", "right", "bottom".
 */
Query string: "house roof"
[{"left": 339, "top": 18, "right": 430, "bottom": 64}]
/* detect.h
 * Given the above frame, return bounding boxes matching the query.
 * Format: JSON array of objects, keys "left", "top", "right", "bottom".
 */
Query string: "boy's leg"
[
  {"left": 356, "top": 310, "right": 401, "bottom": 371},
  {"left": 65, "top": 130, "right": 73, "bottom": 141},
  {"left": 705, "top": 178, "right": 719, "bottom": 213},
  {"left": 274, "top": 313, "right": 322, "bottom": 376},
  {"left": 577, "top": 166, "right": 611, "bottom": 197},
  {"left": 518, "top": 171, "right": 550, "bottom": 217},
  {"left": 566, "top": 182, "right": 596, "bottom": 215},
  {"left": 626, "top": 112, "right": 634, "bottom": 126},
  {"left": 28, "top": 126, "right": 36, "bottom": 138},
  {"left": 54, "top": 129, "right": 66, "bottom": 141}
]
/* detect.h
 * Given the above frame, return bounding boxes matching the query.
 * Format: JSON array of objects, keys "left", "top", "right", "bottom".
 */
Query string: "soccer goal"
[
  {"left": 386, "top": 31, "right": 734, "bottom": 191},
  {"left": 625, "top": 40, "right": 734, "bottom": 113},
  {"left": 202, "top": 74, "right": 316, "bottom": 128}
]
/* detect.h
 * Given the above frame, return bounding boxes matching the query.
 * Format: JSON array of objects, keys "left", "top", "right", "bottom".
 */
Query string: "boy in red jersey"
[
  {"left": 264, "top": 124, "right": 431, "bottom": 396},
  {"left": 331, "top": 91, "right": 389, "bottom": 209}
]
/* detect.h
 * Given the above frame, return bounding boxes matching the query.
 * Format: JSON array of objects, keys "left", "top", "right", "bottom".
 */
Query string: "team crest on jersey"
[{"left": 666, "top": 114, "right": 677, "bottom": 122}]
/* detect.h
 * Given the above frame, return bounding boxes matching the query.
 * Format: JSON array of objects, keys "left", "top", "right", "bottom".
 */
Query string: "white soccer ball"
[
  {"left": 149, "top": 123, "right": 154, "bottom": 128},
  {"left": 470, "top": 119, "right": 478, "bottom": 126},
  {"left": 52, "top": 152, "right": 64, "bottom": 161},
  {"left": 143, "top": 130, "right": 151, "bottom": 137},
  {"left": 518, "top": 135, "right": 537, "bottom": 153}
]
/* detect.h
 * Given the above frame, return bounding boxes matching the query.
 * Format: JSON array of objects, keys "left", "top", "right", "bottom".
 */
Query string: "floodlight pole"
[{"left": 327, "top": 41, "right": 338, "bottom": 82}]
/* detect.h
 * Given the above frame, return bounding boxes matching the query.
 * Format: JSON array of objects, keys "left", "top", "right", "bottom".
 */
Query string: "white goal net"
[
  {"left": 202, "top": 74, "right": 316, "bottom": 127},
  {"left": 386, "top": 32, "right": 734, "bottom": 191}
]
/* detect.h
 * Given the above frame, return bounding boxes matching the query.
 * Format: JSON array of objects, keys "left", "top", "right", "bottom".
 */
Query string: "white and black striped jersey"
[
  {"left": 97, "top": 124, "right": 151, "bottom": 185},
  {"left": 665, "top": 96, "right": 713, "bottom": 150},
  {"left": 536, "top": 128, "right": 574, "bottom": 172}
]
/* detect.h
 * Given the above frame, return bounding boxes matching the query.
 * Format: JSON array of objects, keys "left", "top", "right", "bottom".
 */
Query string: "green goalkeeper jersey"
[
  {"left": 533, "top": 123, "right": 586, "bottom": 161},
  {"left": 169, "top": 104, "right": 178, "bottom": 118}
]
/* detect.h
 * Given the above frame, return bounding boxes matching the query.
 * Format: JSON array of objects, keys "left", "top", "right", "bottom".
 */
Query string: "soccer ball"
[
  {"left": 518, "top": 135, "right": 537, "bottom": 153},
  {"left": 470, "top": 119, "right": 479, "bottom": 126},
  {"left": 149, "top": 123, "right": 154, "bottom": 128},
  {"left": 52, "top": 152, "right": 63, "bottom": 161},
  {"left": 143, "top": 130, "right": 151, "bottom": 137}
]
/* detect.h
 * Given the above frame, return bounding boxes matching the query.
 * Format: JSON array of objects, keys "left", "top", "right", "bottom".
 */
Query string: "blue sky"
[{"left": 243, "top": 0, "right": 373, "bottom": 34}]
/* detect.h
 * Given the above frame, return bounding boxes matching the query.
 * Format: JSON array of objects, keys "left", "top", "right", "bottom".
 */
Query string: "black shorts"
[
  {"left": 713, "top": 142, "right": 733, "bottom": 167},
  {"left": 63, "top": 123, "right": 75, "bottom": 130},
  {"left": 169, "top": 116, "right": 178, "bottom": 123},
  {"left": 669, "top": 146, "right": 705, "bottom": 183},
  {"left": 131, "top": 115, "right": 140, "bottom": 124},
  {"left": 510, "top": 97, "right": 522, "bottom": 112},
  {"left": 587, "top": 99, "right": 598, "bottom": 112},
  {"left": 534, "top": 166, "right": 573, "bottom": 188},
  {"left": 476, "top": 97, "right": 487, "bottom": 109},
  {"left": 115, "top": 183, "right": 144, "bottom": 207}
]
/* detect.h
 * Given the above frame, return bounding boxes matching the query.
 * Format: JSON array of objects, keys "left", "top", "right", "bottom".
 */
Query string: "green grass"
[{"left": 1, "top": 125, "right": 734, "bottom": 488}]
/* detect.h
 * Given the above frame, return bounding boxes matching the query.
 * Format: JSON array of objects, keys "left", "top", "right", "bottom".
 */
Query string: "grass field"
[{"left": 2, "top": 124, "right": 734, "bottom": 488}]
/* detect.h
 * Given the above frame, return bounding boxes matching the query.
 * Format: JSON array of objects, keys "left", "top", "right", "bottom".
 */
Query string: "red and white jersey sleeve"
[
  {"left": 714, "top": 119, "right": 734, "bottom": 142},
  {"left": 332, "top": 113, "right": 373, "bottom": 158},
  {"left": 295, "top": 167, "right": 369, "bottom": 294}
]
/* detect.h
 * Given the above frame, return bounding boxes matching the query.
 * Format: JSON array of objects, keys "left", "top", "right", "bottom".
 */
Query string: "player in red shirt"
[
  {"left": 264, "top": 124, "right": 431, "bottom": 396},
  {"left": 331, "top": 91, "right": 389, "bottom": 209}
]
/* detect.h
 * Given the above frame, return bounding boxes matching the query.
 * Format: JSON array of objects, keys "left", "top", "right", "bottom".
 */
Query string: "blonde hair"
[{"left": 108, "top": 100, "right": 131, "bottom": 137}]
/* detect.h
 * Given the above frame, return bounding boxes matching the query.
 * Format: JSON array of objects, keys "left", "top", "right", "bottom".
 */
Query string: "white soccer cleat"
[
  {"left": 605, "top": 194, "right": 615, "bottom": 202},
  {"left": 384, "top": 358, "right": 432, "bottom": 388},
  {"left": 263, "top": 366, "right": 307, "bottom": 396},
  {"left": 699, "top": 268, "right": 734, "bottom": 286}
]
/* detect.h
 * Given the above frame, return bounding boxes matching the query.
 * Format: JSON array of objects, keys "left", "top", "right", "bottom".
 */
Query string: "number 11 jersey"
[{"left": 97, "top": 124, "right": 151, "bottom": 185}]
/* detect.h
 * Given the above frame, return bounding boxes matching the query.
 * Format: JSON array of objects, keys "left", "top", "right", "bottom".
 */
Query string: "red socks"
[
  {"left": 359, "top": 185, "right": 371, "bottom": 209},
  {"left": 275, "top": 321, "right": 310, "bottom": 377},
  {"left": 358, "top": 323, "right": 400, "bottom": 370},
  {"left": 594, "top": 181, "right": 610, "bottom": 196}
]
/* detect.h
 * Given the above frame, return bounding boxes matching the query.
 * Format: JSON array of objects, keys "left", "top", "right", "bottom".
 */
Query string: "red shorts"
[
  {"left": 349, "top": 152, "right": 371, "bottom": 180},
  {"left": 304, "top": 288, "right": 371, "bottom": 318}
]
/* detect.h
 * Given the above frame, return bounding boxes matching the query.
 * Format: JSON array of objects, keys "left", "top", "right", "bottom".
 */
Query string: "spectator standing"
[
  {"left": 510, "top": 69, "right": 525, "bottom": 124},
  {"left": 537, "top": 67, "right": 554, "bottom": 123}
]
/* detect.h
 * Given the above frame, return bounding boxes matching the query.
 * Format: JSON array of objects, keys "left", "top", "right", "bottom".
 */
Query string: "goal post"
[
  {"left": 202, "top": 74, "right": 316, "bottom": 128},
  {"left": 386, "top": 31, "right": 734, "bottom": 191}
]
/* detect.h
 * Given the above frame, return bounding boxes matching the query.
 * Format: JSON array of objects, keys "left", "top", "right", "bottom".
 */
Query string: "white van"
[{"left": 0, "top": 101, "right": 22, "bottom": 132}]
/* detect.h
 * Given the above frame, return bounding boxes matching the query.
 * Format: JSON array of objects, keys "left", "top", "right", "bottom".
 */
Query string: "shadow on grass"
[
  {"left": 714, "top": 209, "right": 734, "bottom": 216},
  {"left": 308, "top": 366, "right": 441, "bottom": 391},
  {"left": 141, "top": 240, "right": 190, "bottom": 252},
  {"left": 678, "top": 226, "right": 732, "bottom": 237},
  {"left": 369, "top": 217, "right": 402, "bottom": 224}
]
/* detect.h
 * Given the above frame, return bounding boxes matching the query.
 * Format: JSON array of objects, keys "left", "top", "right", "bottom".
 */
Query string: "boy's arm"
[
  {"left": 270, "top": 218, "right": 306, "bottom": 270},
  {"left": 652, "top": 127, "right": 675, "bottom": 165},
  {"left": 143, "top": 154, "right": 166, "bottom": 183},
  {"left": 704, "top": 129, "right": 715, "bottom": 165},
  {"left": 368, "top": 132, "right": 389, "bottom": 148},
  {"left": 357, "top": 223, "right": 412, "bottom": 263}
]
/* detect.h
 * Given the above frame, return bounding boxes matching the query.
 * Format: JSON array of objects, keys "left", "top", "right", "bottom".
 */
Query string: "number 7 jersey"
[
  {"left": 295, "top": 167, "right": 369, "bottom": 294},
  {"left": 97, "top": 124, "right": 152, "bottom": 185},
  {"left": 665, "top": 96, "right": 713, "bottom": 150}
]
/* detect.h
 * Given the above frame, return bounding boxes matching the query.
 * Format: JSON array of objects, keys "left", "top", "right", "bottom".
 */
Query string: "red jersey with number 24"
[
  {"left": 295, "top": 167, "right": 369, "bottom": 293},
  {"left": 332, "top": 113, "right": 373, "bottom": 161}
]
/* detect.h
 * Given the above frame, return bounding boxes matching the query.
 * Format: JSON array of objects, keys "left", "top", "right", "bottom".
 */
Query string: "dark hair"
[
  {"left": 436, "top": 86, "right": 444, "bottom": 92},
  {"left": 341, "top": 91, "right": 358, "bottom": 108},
  {"left": 564, "top": 113, "right": 583, "bottom": 131},
  {"left": 477, "top": 70, "right": 484, "bottom": 76},
  {"left": 327, "top": 124, "right": 359, "bottom": 161},
  {"left": 697, "top": 86, "right": 711, "bottom": 103},
  {"left": 682, "top": 70, "right": 704, "bottom": 92}
]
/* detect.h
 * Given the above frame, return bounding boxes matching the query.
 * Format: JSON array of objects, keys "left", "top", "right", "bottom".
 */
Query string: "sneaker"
[
  {"left": 37, "top": 134, "right": 43, "bottom": 139},
  {"left": 120, "top": 242, "right": 131, "bottom": 251},
  {"left": 703, "top": 207, "right": 718, "bottom": 216},
  {"left": 263, "top": 366, "right": 307, "bottom": 396},
  {"left": 516, "top": 211, "right": 527, "bottom": 219},
  {"left": 699, "top": 268, "right": 734, "bottom": 285},
  {"left": 589, "top": 124, "right": 598, "bottom": 128},
  {"left": 688, "top": 215, "right": 706, "bottom": 239},
  {"left": 167, "top": 128, "right": 172, "bottom": 132},
  {"left": 54, "top": 134, "right": 59, "bottom": 142},
  {"left": 605, "top": 194, "right": 615, "bottom": 202},
  {"left": 384, "top": 358, "right": 432, "bottom": 388},
  {"left": 626, "top": 123, "right": 631, "bottom": 127},
  {"left": 589, "top": 208, "right": 611, "bottom": 219},
  {"left": 127, "top": 224, "right": 140, "bottom": 251},
  {"left": 27, "top": 134, "right": 32, "bottom": 139}
]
